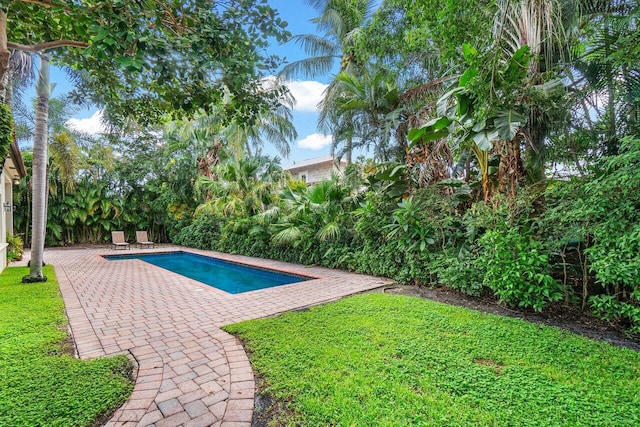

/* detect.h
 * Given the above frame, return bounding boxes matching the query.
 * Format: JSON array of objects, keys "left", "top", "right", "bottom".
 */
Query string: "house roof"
[
  {"left": 9, "top": 138, "right": 27, "bottom": 178},
  {"left": 283, "top": 155, "right": 346, "bottom": 173}
]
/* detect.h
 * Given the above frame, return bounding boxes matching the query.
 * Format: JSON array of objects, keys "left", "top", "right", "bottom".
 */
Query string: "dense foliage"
[
  {"left": 0, "top": 103, "right": 12, "bottom": 171},
  {"left": 1, "top": 0, "right": 291, "bottom": 124},
  {"left": 172, "top": 142, "right": 640, "bottom": 321},
  {"left": 225, "top": 294, "right": 640, "bottom": 425},
  {"left": 13, "top": 130, "right": 197, "bottom": 246},
  {"left": 0, "top": 266, "right": 133, "bottom": 426}
]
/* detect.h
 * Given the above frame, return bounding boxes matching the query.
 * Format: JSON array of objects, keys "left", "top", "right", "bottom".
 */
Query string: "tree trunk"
[
  {"left": 26, "top": 55, "right": 51, "bottom": 282},
  {"left": 524, "top": 106, "right": 548, "bottom": 186},
  {"left": 0, "top": 10, "right": 10, "bottom": 102},
  {"left": 345, "top": 136, "right": 352, "bottom": 165},
  {"left": 497, "top": 137, "right": 524, "bottom": 199}
]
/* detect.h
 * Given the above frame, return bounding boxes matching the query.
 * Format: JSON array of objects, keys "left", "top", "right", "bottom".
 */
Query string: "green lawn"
[
  {"left": 0, "top": 266, "right": 133, "bottom": 427},
  {"left": 225, "top": 293, "right": 640, "bottom": 426}
]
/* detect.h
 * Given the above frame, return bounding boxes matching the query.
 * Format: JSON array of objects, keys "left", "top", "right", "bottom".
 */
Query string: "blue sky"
[{"left": 42, "top": 0, "right": 348, "bottom": 167}]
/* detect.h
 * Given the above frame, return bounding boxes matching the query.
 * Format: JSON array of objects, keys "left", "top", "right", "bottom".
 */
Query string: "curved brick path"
[{"left": 18, "top": 246, "right": 389, "bottom": 426}]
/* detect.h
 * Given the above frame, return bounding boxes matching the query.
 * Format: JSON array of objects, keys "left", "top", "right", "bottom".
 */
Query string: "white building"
[
  {"left": 1, "top": 139, "right": 26, "bottom": 272},
  {"left": 283, "top": 155, "right": 347, "bottom": 186}
]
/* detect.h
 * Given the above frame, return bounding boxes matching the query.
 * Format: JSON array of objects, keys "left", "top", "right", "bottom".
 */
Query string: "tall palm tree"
[
  {"left": 493, "top": 0, "right": 580, "bottom": 184},
  {"left": 25, "top": 54, "right": 51, "bottom": 281},
  {"left": 327, "top": 66, "right": 401, "bottom": 161},
  {"left": 280, "top": 0, "right": 376, "bottom": 164},
  {"left": 571, "top": 1, "right": 639, "bottom": 155}
]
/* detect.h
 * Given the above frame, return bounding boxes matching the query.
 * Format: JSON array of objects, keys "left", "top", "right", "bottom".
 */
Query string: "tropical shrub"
[
  {"left": 590, "top": 294, "right": 640, "bottom": 335},
  {"left": 6, "top": 234, "right": 24, "bottom": 262},
  {"left": 172, "top": 215, "right": 221, "bottom": 250},
  {"left": 582, "top": 137, "right": 640, "bottom": 291},
  {"left": 433, "top": 249, "right": 486, "bottom": 296},
  {"left": 477, "top": 227, "right": 563, "bottom": 311}
]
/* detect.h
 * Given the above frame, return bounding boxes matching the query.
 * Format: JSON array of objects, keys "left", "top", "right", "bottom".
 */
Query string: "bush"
[
  {"left": 540, "top": 137, "right": 640, "bottom": 331},
  {"left": 172, "top": 215, "right": 221, "bottom": 249},
  {"left": 6, "top": 234, "right": 24, "bottom": 262},
  {"left": 590, "top": 294, "right": 640, "bottom": 335},
  {"left": 433, "top": 250, "right": 486, "bottom": 296},
  {"left": 477, "top": 227, "right": 563, "bottom": 311}
]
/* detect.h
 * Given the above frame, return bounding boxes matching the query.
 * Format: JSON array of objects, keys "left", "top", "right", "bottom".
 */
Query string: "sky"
[{"left": 42, "top": 0, "right": 347, "bottom": 167}]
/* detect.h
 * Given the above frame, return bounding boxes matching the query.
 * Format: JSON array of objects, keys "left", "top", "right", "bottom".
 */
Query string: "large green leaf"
[
  {"left": 408, "top": 117, "right": 452, "bottom": 148},
  {"left": 373, "top": 164, "right": 406, "bottom": 181},
  {"left": 494, "top": 109, "right": 527, "bottom": 140},
  {"left": 471, "top": 130, "right": 498, "bottom": 151}
]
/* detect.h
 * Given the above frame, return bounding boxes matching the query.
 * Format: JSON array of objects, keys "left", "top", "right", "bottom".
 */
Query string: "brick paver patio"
[{"left": 18, "top": 246, "right": 390, "bottom": 426}]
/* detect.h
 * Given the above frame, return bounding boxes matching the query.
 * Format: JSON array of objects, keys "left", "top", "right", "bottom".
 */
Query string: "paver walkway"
[{"left": 20, "top": 246, "right": 390, "bottom": 426}]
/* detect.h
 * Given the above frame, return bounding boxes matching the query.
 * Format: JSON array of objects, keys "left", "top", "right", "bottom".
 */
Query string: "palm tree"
[
  {"left": 24, "top": 54, "right": 50, "bottom": 282},
  {"left": 166, "top": 80, "right": 296, "bottom": 179},
  {"left": 493, "top": 0, "right": 580, "bottom": 184},
  {"left": 280, "top": 0, "right": 376, "bottom": 164},
  {"left": 327, "top": 66, "right": 401, "bottom": 161},
  {"left": 570, "top": 1, "right": 639, "bottom": 156},
  {"left": 49, "top": 131, "right": 82, "bottom": 194},
  {"left": 195, "top": 157, "right": 279, "bottom": 218},
  {"left": 269, "top": 177, "right": 357, "bottom": 245},
  {"left": 221, "top": 88, "right": 297, "bottom": 160}
]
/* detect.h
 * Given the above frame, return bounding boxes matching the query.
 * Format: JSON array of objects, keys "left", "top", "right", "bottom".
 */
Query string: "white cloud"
[
  {"left": 287, "top": 80, "right": 328, "bottom": 112},
  {"left": 262, "top": 76, "right": 328, "bottom": 112},
  {"left": 66, "top": 110, "right": 107, "bottom": 135},
  {"left": 298, "top": 133, "right": 332, "bottom": 150}
]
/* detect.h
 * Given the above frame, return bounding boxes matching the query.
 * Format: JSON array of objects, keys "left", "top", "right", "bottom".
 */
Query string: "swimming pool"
[{"left": 103, "top": 251, "right": 312, "bottom": 294}]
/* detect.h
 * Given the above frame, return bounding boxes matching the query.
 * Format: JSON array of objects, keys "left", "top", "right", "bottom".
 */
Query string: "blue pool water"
[{"left": 103, "top": 251, "right": 311, "bottom": 294}]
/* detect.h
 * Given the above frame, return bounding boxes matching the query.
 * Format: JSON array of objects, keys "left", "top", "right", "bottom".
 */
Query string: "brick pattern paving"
[{"left": 17, "top": 246, "right": 389, "bottom": 426}]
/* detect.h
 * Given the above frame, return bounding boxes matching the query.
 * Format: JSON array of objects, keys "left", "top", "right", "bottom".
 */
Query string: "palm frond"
[
  {"left": 280, "top": 55, "right": 338, "bottom": 79},
  {"left": 317, "top": 221, "right": 342, "bottom": 241},
  {"left": 271, "top": 225, "right": 303, "bottom": 245}
]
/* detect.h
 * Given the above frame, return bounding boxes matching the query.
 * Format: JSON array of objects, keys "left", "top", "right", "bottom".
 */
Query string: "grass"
[
  {"left": 225, "top": 293, "right": 640, "bottom": 426},
  {"left": 0, "top": 266, "right": 133, "bottom": 427}
]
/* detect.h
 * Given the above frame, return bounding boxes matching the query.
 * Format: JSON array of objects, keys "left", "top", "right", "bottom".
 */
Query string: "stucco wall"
[
  {"left": 290, "top": 164, "right": 339, "bottom": 185},
  {"left": 1, "top": 156, "right": 18, "bottom": 273},
  {"left": 1, "top": 163, "right": 8, "bottom": 273}
]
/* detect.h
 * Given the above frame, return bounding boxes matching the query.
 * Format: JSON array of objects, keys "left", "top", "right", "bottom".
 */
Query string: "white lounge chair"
[
  {"left": 111, "top": 231, "right": 130, "bottom": 250},
  {"left": 136, "top": 230, "right": 155, "bottom": 249}
]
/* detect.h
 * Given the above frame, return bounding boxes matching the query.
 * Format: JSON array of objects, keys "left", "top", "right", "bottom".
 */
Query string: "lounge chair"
[
  {"left": 136, "top": 230, "right": 155, "bottom": 249},
  {"left": 111, "top": 231, "right": 130, "bottom": 250}
]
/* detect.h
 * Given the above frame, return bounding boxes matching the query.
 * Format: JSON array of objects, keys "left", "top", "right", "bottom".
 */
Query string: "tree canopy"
[{"left": 1, "top": 0, "right": 291, "bottom": 124}]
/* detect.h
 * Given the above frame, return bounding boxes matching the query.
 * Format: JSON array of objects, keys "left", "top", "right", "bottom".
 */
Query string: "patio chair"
[
  {"left": 111, "top": 231, "right": 130, "bottom": 250},
  {"left": 136, "top": 230, "right": 155, "bottom": 249}
]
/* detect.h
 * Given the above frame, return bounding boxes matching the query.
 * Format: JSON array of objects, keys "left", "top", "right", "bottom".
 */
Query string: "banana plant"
[{"left": 408, "top": 44, "right": 531, "bottom": 200}]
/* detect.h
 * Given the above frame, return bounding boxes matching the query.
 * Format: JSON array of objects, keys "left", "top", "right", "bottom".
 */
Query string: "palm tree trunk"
[
  {"left": 0, "top": 10, "right": 10, "bottom": 102},
  {"left": 26, "top": 55, "right": 50, "bottom": 282}
]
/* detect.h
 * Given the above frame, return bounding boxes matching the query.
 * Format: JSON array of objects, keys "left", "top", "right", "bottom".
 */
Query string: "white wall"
[
  {"left": 290, "top": 164, "right": 339, "bottom": 185},
  {"left": 1, "top": 156, "right": 19, "bottom": 273},
  {"left": 0, "top": 162, "right": 8, "bottom": 272}
]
